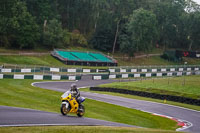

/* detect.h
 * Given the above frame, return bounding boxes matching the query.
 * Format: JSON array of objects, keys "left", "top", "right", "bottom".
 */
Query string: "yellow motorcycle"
[{"left": 60, "top": 91, "right": 85, "bottom": 117}]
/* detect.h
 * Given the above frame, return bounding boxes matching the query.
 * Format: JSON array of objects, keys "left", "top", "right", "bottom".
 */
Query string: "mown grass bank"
[
  {"left": 81, "top": 88, "right": 200, "bottom": 111},
  {"left": 0, "top": 55, "right": 65, "bottom": 67},
  {"left": 0, "top": 55, "right": 108, "bottom": 69},
  {"left": 0, "top": 79, "right": 178, "bottom": 130},
  {"left": 99, "top": 75, "right": 200, "bottom": 100},
  {"left": 0, "top": 126, "right": 182, "bottom": 133},
  {"left": 1, "top": 54, "right": 200, "bottom": 67}
]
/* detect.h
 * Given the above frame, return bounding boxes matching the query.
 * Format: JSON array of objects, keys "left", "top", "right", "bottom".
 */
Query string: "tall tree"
[
  {"left": 127, "top": 8, "right": 158, "bottom": 52},
  {"left": 43, "top": 19, "right": 64, "bottom": 49},
  {"left": 90, "top": 10, "right": 115, "bottom": 51},
  {"left": 0, "top": 0, "right": 39, "bottom": 49},
  {"left": 185, "top": 12, "right": 200, "bottom": 50}
]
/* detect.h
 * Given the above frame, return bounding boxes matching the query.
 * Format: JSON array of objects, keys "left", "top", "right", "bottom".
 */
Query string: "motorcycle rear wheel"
[
  {"left": 61, "top": 104, "right": 70, "bottom": 115},
  {"left": 77, "top": 105, "right": 85, "bottom": 117}
]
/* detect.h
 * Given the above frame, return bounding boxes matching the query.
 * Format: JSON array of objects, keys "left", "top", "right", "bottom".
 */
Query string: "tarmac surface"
[{"left": 0, "top": 106, "right": 134, "bottom": 127}]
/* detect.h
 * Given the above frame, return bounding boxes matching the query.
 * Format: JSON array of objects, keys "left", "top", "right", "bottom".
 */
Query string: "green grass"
[
  {"left": 0, "top": 79, "right": 178, "bottom": 130},
  {"left": 0, "top": 126, "right": 182, "bottom": 133},
  {"left": 117, "top": 56, "right": 178, "bottom": 66},
  {"left": 0, "top": 55, "right": 66, "bottom": 67},
  {"left": 1, "top": 47, "right": 200, "bottom": 67},
  {"left": 85, "top": 99, "right": 178, "bottom": 130},
  {"left": 0, "top": 48, "right": 49, "bottom": 53},
  {"left": 183, "top": 57, "right": 200, "bottom": 65},
  {"left": 0, "top": 55, "right": 109, "bottom": 69},
  {"left": 99, "top": 75, "right": 200, "bottom": 100},
  {"left": 1, "top": 54, "right": 200, "bottom": 68},
  {"left": 117, "top": 56, "right": 200, "bottom": 66},
  {"left": 81, "top": 88, "right": 200, "bottom": 111}
]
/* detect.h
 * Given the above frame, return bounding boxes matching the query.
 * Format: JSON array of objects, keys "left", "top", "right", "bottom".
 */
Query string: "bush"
[{"left": 70, "top": 31, "right": 88, "bottom": 47}]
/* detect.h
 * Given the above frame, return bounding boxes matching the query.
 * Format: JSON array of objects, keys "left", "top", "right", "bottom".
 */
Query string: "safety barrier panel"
[
  {"left": 1, "top": 65, "right": 199, "bottom": 74},
  {"left": 92, "top": 71, "right": 199, "bottom": 80},
  {"left": 108, "top": 66, "right": 200, "bottom": 73},
  {"left": 0, "top": 67, "right": 108, "bottom": 73},
  {"left": 0, "top": 74, "right": 81, "bottom": 80}
]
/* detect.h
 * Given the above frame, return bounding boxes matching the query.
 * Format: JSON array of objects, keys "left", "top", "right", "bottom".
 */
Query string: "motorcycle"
[{"left": 60, "top": 91, "right": 85, "bottom": 117}]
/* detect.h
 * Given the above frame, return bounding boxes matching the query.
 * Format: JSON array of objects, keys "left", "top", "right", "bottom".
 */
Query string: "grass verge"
[
  {"left": 98, "top": 76, "right": 200, "bottom": 100},
  {"left": 0, "top": 79, "right": 178, "bottom": 130},
  {"left": 0, "top": 55, "right": 66, "bottom": 67},
  {"left": 81, "top": 88, "right": 200, "bottom": 111},
  {"left": 0, "top": 55, "right": 109, "bottom": 69},
  {"left": 0, "top": 126, "right": 182, "bottom": 133}
]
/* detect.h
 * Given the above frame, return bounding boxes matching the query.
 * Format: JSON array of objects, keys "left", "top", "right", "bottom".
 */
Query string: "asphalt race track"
[
  {"left": 32, "top": 76, "right": 200, "bottom": 133},
  {"left": 0, "top": 106, "right": 134, "bottom": 127}
]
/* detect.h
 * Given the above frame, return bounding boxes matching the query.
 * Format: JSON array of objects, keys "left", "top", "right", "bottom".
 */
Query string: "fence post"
[
  {"left": 168, "top": 78, "right": 169, "bottom": 85},
  {"left": 14, "top": 64, "right": 17, "bottom": 75},
  {"left": 34, "top": 65, "right": 36, "bottom": 75},
  {"left": 43, "top": 66, "right": 45, "bottom": 75}
]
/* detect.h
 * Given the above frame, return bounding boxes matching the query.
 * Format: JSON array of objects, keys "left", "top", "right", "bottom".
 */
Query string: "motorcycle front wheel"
[{"left": 61, "top": 104, "right": 70, "bottom": 115}]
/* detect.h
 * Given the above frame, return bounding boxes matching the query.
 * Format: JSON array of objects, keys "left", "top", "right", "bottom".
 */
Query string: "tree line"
[{"left": 0, "top": 0, "right": 200, "bottom": 56}]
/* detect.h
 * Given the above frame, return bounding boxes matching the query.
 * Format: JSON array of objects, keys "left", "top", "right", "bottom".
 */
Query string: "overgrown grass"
[
  {"left": 0, "top": 126, "right": 182, "bottom": 133},
  {"left": 0, "top": 79, "right": 178, "bottom": 130},
  {"left": 99, "top": 75, "right": 200, "bottom": 100}
]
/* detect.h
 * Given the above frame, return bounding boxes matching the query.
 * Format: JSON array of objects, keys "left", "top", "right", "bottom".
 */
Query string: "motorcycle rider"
[{"left": 70, "top": 83, "right": 82, "bottom": 106}]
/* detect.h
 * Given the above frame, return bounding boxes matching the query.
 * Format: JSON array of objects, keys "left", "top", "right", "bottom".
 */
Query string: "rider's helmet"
[{"left": 70, "top": 83, "right": 77, "bottom": 91}]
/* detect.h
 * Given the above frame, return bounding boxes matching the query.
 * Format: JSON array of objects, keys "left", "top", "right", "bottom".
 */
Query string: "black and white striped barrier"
[
  {"left": 92, "top": 71, "right": 199, "bottom": 80},
  {"left": 0, "top": 67, "right": 109, "bottom": 73},
  {"left": 0, "top": 74, "right": 81, "bottom": 80},
  {"left": 0, "top": 66, "right": 199, "bottom": 73},
  {"left": 108, "top": 67, "right": 199, "bottom": 73}
]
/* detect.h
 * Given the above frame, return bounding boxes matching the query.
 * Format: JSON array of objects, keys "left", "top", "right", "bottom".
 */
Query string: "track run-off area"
[
  {"left": 32, "top": 76, "right": 200, "bottom": 133},
  {"left": 0, "top": 75, "right": 200, "bottom": 133}
]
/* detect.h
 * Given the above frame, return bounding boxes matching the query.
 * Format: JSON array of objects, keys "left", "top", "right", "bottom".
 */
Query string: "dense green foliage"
[
  {"left": 0, "top": 0, "right": 39, "bottom": 49},
  {"left": 120, "top": 9, "right": 158, "bottom": 56},
  {"left": 0, "top": 0, "right": 200, "bottom": 53}
]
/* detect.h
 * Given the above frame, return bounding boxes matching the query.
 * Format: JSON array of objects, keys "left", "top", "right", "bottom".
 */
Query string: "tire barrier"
[
  {"left": 90, "top": 87, "right": 200, "bottom": 106},
  {"left": 0, "top": 74, "right": 81, "bottom": 80}
]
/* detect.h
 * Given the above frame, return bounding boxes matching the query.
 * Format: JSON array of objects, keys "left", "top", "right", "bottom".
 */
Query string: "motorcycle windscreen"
[{"left": 61, "top": 91, "right": 70, "bottom": 99}]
